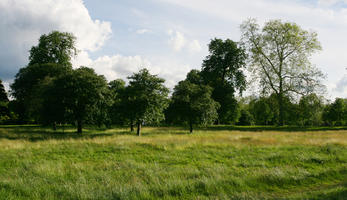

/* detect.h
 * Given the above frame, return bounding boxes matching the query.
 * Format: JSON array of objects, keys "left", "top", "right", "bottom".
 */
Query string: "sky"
[{"left": 0, "top": 0, "right": 346, "bottom": 99}]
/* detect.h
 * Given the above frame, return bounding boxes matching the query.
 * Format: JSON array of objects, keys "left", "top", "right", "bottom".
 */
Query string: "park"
[
  {"left": 0, "top": 125, "right": 346, "bottom": 199},
  {"left": 0, "top": 2, "right": 347, "bottom": 199}
]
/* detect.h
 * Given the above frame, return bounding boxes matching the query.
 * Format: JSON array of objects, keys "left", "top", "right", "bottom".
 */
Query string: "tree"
[
  {"left": 0, "top": 80, "right": 9, "bottom": 123},
  {"left": 0, "top": 80, "right": 8, "bottom": 102},
  {"left": 108, "top": 79, "right": 127, "bottom": 125},
  {"left": 249, "top": 97, "right": 274, "bottom": 125},
  {"left": 11, "top": 63, "right": 71, "bottom": 122},
  {"left": 11, "top": 31, "right": 77, "bottom": 123},
  {"left": 201, "top": 38, "right": 247, "bottom": 124},
  {"left": 237, "top": 109, "right": 254, "bottom": 126},
  {"left": 127, "top": 69, "right": 169, "bottom": 136},
  {"left": 29, "top": 31, "right": 77, "bottom": 67},
  {"left": 298, "top": 94, "right": 324, "bottom": 126},
  {"left": 241, "top": 19, "right": 325, "bottom": 125},
  {"left": 170, "top": 71, "right": 220, "bottom": 133},
  {"left": 322, "top": 98, "right": 347, "bottom": 126},
  {"left": 45, "top": 67, "right": 110, "bottom": 133},
  {"left": 118, "top": 86, "right": 138, "bottom": 132}
]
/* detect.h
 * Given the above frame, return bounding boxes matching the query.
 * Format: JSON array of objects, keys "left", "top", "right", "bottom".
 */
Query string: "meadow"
[{"left": 0, "top": 125, "right": 346, "bottom": 199}]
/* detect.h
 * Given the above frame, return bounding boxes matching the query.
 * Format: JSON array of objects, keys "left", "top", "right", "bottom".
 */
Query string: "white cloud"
[
  {"left": 136, "top": 29, "right": 151, "bottom": 34},
  {"left": 168, "top": 30, "right": 202, "bottom": 53},
  {"left": 335, "top": 74, "right": 347, "bottom": 93},
  {"left": 318, "top": 0, "right": 347, "bottom": 6},
  {"left": 2, "top": 0, "right": 346, "bottom": 100},
  {"left": 0, "top": 0, "right": 111, "bottom": 80},
  {"left": 168, "top": 30, "right": 186, "bottom": 51},
  {"left": 158, "top": 0, "right": 347, "bottom": 99},
  {"left": 91, "top": 55, "right": 152, "bottom": 81},
  {"left": 72, "top": 51, "right": 93, "bottom": 68},
  {"left": 188, "top": 40, "right": 202, "bottom": 53},
  {"left": 90, "top": 54, "right": 192, "bottom": 89}
]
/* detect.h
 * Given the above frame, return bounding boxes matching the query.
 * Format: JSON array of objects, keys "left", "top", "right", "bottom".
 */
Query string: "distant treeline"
[{"left": 0, "top": 19, "right": 346, "bottom": 134}]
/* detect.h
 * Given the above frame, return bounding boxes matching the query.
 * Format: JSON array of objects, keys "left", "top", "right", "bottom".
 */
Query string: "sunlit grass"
[{"left": 0, "top": 125, "right": 346, "bottom": 199}]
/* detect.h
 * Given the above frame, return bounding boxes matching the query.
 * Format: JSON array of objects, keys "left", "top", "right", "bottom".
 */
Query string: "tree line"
[{"left": 0, "top": 19, "right": 346, "bottom": 134}]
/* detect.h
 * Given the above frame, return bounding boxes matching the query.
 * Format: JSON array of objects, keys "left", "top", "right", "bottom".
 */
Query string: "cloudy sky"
[{"left": 0, "top": 0, "right": 346, "bottom": 99}]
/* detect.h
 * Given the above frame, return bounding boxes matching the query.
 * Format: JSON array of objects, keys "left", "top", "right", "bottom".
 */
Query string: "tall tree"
[
  {"left": 11, "top": 31, "right": 77, "bottom": 123},
  {"left": 170, "top": 70, "right": 219, "bottom": 133},
  {"left": 29, "top": 31, "right": 77, "bottom": 67},
  {"left": 298, "top": 94, "right": 324, "bottom": 126},
  {"left": 0, "top": 80, "right": 9, "bottom": 123},
  {"left": 44, "top": 67, "right": 110, "bottom": 133},
  {"left": 201, "top": 38, "right": 247, "bottom": 124},
  {"left": 241, "top": 19, "right": 325, "bottom": 125},
  {"left": 322, "top": 98, "right": 347, "bottom": 126},
  {"left": 0, "top": 80, "right": 8, "bottom": 102},
  {"left": 249, "top": 97, "right": 274, "bottom": 125},
  {"left": 127, "top": 69, "right": 169, "bottom": 136},
  {"left": 11, "top": 64, "right": 71, "bottom": 122},
  {"left": 108, "top": 79, "right": 127, "bottom": 125}
]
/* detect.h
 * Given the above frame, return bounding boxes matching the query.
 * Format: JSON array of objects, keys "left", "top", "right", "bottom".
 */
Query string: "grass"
[{"left": 0, "top": 125, "right": 346, "bottom": 199}]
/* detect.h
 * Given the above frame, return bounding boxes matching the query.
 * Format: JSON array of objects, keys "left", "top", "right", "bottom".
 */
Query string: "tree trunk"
[
  {"left": 137, "top": 122, "right": 141, "bottom": 136},
  {"left": 77, "top": 120, "right": 82, "bottom": 134},
  {"left": 130, "top": 119, "right": 134, "bottom": 132},
  {"left": 278, "top": 93, "right": 284, "bottom": 126},
  {"left": 189, "top": 121, "right": 193, "bottom": 133}
]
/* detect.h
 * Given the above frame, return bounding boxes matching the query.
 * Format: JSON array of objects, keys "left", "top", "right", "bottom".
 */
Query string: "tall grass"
[{"left": 0, "top": 126, "right": 346, "bottom": 199}]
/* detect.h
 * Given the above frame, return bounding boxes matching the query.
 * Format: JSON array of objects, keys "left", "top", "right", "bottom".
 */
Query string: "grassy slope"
[{"left": 0, "top": 126, "right": 346, "bottom": 199}]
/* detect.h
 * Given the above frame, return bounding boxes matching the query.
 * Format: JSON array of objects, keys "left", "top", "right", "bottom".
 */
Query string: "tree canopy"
[
  {"left": 0, "top": 80, "right": 9, "bottom": 123},
  {"left": 29, "top": 31, "right": 77, "bottom": 67},
  {"left": 11, "top": 31, "right": 78, "bottom": 123},
  {"left": 4, "top": 22, "right": 346, "bottom": 130},
  {"left": 170, "top": 70, "right": 219, "bottom": 133},
  {"left": 44, "top": 67, "right": 111, "bottom": 133},
  {"left": 11, "top": 63, "right": 71, "bottom": 122},
  {"left": 323, "top": 98, "right": 347, "bottom": 126},
  {"left": 127, "top": 69, "right": 169, "bottom": 135},
  {"left": 0, "top": 80, "right": 8, "bottom": 102},
  {"left": 201, "top": 38, "right": 247, "bottom": 124},
  {"left": 298, "top": 94, "right": 324, "bottom": 126},
  {"left": 241, "top": 19, "right": 325, "bottom": 125}
]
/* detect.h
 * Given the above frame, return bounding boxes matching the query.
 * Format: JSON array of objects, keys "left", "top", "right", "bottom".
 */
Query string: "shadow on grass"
[
  {"left": 141, "top": 126, "right": 191, "bottom": 135},
  {"left": 306, "top": 180, "right": 347, "bottom": 200},
  {"left": 0, "top": 125, "right": 134, "bottom": 142},
  {"left": 200, "top": 125, "right": 347, "bottom": 132},
  {"left": 1, "top": 125, "right": 346, "bottom": 142}
]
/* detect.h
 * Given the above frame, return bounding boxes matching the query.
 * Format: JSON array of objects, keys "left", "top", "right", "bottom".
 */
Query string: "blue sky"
[{"left": 1, "top": 0, "right": 346, "bottom": 99}]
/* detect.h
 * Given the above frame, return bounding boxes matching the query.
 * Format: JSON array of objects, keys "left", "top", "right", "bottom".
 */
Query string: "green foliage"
[
  {"left": 29, "top": 31, "right": 77, "bottom": 67},
  {"left": 108, "top": 79, "right": 127, "bottom": 125},
  {"left": 298, "top": 93, "right": 324, "bottom": 126},
  {"left": 170, "top": 71, "right": 220, "bottom": 132},
  {"left": 127, "top": 69, "right": 169, "bottom": 135},
  {"left": 201, "top": 38, "right": 247, "bottom": 124},
  {"left": 10, "top": 31, "right": 77, "bottom": 123},
  {"left": 247, "top": 94, "right": 303, "bottom": 126},
  {"left": 201, "top": 38, "right": 247, "bottom": 93},
  {"left": 0, "top": 80, "right": 10, "bottom": 124},
  {"left": 43, "top": 67, "right": 111, "bottom": 133},
  {"left": 11, "top": 63, "right": 71, "bottom": 122},
  {"left": 249, "top": 97, "right": 275, "bottom": 125},
  {"left": 241, "top": 19, "right": 324, "bottom": 125},
  {"left": 323, "top": 98, "right": 347, "bottom": 126},
  {"left": 185, "top": 69, "right": 202, "bottom": 85},
  {"left": 0, "top": 80, "right": 8, "bottom": 102}
]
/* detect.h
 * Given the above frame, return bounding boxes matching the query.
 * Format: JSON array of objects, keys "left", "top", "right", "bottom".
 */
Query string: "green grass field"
[{"left": 0, "top": 125, "right": 346, "bottom": 199}]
